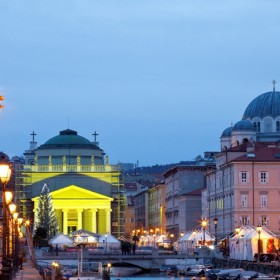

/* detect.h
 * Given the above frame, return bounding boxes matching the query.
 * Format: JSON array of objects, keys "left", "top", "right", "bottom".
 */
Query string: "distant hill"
[{"left": 123, "top": 161, "right": 196, "bottom": 186}]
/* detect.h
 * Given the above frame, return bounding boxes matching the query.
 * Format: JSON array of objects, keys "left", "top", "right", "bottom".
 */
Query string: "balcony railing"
[{"left": 24, "top": 164, "right": 120, "bottom": 173}]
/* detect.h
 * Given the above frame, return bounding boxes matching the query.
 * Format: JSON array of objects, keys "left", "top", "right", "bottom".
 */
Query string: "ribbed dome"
[
  {"left": 243, "top": 91, "right": 280, "bottom": 120},
  {"left": 43, "top": 129, "right": 94, "bottom": 146},
  {"left": 221, "top": 127, "right": 233, "bottom": 137},
  {"left": 233, "top": 120, "right": 254, "bottom": 131}
]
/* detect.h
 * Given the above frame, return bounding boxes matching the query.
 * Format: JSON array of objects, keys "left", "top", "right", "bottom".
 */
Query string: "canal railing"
[{"left": 213, "top": 258, "right": 280, "bottom": 275}]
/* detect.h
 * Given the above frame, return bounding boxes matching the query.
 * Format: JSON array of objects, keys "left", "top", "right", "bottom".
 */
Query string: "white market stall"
[
  {"left": 178, "top": 230, "right": 215, "bottom": 254},
  {"left": 98, "top": 234, "right": 120, "bottom": 250},
  {"left": 155, "top": 234, "right": 172, "bottom": 248},
  {"left": 49, "top": 233, "right": 74, "bottom": 249},
  {"left": 229, "top": 226, "right": 276, "bottom": 261}
]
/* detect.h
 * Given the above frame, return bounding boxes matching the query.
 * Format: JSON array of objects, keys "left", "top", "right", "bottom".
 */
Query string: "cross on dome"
[
  {"left": 272, "top": 79, "right": 277, "bottom": 92},
  {"left": 30, "top": 131, "right": 37, "bottom": 142},
  {"left": 92, "top": 131, "right": 99, "bottom": 142}
]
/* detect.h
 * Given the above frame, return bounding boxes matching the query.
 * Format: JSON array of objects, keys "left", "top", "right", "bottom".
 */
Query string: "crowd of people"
[{"left": 120, "top": 241, "right": 136, "bottom": 255}]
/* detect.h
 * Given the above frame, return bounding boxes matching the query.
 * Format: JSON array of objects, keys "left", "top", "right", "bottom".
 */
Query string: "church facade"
[{"left": 19, "top": 129, "right": 125, "bottom": 237}]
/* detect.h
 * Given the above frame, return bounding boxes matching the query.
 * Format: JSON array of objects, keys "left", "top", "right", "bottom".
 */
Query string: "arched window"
[
  {"left": 253, "top": 122, "right": 261, "bottom": 132},
  {"left": 277, "top": 121, "right": 280, "bottom": 132},
  {"left": 242, "top": 138, "right": 249, "bottom": 143}
]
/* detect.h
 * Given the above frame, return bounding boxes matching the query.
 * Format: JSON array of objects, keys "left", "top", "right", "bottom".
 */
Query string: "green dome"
[{"left": 42, "top": 129, "right": 96, "bottom": 148}]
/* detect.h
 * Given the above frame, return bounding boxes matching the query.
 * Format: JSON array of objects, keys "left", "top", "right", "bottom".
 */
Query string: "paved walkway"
[{"left": 14, "top": 259, "right": 43, "bottom": 280}]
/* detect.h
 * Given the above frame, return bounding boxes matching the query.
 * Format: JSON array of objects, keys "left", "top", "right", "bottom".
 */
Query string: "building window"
[
  {"left": 260, "top": 194, "right": 268, "bottom": 207},
  {"left": 240, "top": 172, "right": 248, "bottom": 183},
  {"left": 259, "top": 172, "right": 268, "bottom": 183},
  {"left": 240, "top": 216, "right": 250, "bottom": 226},
  {"left": 254, "top": 121, "right": 261, "bottom": 132},
  {"left": 241, "top": 194, "right": 248, "bottom": 207},
  {"left": 277, "top": 121, "right": 280, "bottom": 132},
  {"left": 259, "top": 216, "right": 269, "bottom": 226}
]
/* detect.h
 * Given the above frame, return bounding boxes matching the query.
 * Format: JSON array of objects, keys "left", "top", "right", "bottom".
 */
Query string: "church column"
[
  {"left": 62, "top": 209, "right": 69, "bottom": 234},
  {"left": 89, "top": 209, "right": 97, "bottom": 233},
  {"left": 77, "top": 209, "right": 83, "bottom": 230},
  {"left": 105, "top": 209, "right": 112, "bottom": 234}
]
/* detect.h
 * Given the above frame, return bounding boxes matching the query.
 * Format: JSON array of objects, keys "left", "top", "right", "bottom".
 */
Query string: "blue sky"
[{"left": 0, "top": 1, "right": 279, "bottom": 166}]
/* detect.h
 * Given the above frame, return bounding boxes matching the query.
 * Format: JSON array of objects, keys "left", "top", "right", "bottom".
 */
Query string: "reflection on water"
[{"left": 111, "top": 272, "right": 198, "bottom": 279}]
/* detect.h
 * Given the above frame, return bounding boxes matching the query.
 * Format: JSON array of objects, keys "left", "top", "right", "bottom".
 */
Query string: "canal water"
[{"left": 111, "top": 273, "right": 196, "bottom": 280}]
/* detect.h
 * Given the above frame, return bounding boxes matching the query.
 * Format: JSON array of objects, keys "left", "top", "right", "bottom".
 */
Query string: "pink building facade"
[
  {"left": 206, "top": 143, "right": 280, "bottom": 238},
  {"left": 206, "top": 87, "right": 280, "bottom": 238}
]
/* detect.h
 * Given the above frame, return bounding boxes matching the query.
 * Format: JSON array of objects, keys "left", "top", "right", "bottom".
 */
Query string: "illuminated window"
[
  {"left": 259, "top": 216, "right": 269, "bottom": 226},
  {"left": 240, "top": 216, "right": 250, "bottom": 226}
]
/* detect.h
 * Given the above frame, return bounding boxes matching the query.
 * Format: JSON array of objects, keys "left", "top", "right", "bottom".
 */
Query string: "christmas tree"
[{"left": 36, "top": 183, "right": 59, "bottom": 239}]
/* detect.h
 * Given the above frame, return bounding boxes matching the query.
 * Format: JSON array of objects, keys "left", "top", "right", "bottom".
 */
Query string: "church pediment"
[{"left": 32, "top": 185, "right": 113, "bottom": 201}]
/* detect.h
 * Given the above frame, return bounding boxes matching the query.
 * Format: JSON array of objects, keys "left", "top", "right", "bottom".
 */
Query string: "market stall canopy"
[
  {"left": 49, "top": 233, "right": 74, "bottom": 248},
  {"left": 179, "top": 230, "right": 215, "bottom": 242},
  {"left": 178, "top": 231, "right": 195, "bottom": 242},
  {"left": 230, "top": 226, "right": 276, "bottom": 261},
  {"left": 70, "top": 229, "right": 99, "bottom": 244},
  {"left": 99, "top": 233, "right": 120, "bottom": 245}
]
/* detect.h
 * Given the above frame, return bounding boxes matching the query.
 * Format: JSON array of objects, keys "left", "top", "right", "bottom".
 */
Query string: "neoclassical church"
[
  {"left": 206, "top": 83, "right": 280, "bottom": 238},
  {"left": 19, "top": 129, "right": 125, "bottom": 237},
  {"left": 220, "top": 84, "right": 280, "bottom": 149}
]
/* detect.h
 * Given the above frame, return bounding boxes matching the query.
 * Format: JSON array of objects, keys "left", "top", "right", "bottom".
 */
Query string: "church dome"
[
  {"left": 233, "top": 120, "right": 254, "bottom": 131},
  {"left": 243, "top": 91, "right": 280, "bottom": 120},
  {"left": 221, "top": 127, "right": 233, "bottom": 137},
  {"left": 43, "top": 129, "right": 96, "bottom": 147}
]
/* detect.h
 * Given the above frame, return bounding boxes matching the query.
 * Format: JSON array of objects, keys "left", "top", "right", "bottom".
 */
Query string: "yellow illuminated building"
[{"left": 19, "top": 129, "right": 125, "bottom": 236}]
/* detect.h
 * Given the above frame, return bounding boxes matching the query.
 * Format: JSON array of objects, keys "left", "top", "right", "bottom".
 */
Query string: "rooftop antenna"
[
  {"left": 272, "top": 80, "right": 277, "bottom": 92},
  {"left": 67, "top": 117, "right": 70, "bottom": 129}
]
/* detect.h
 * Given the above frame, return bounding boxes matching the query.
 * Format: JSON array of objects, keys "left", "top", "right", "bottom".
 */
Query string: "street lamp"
[
  {"left": 51, "top": 261, "right": 59, "bottom": 280},
  {"left": 107, "top": 263, "right": 111, "bottom": 277},
  {"left": 201, "top": 219, "right": 207, "bottom": 246},
  {"left": 213, "top": 218, "right": 218, "bottom": 245},
  {"left": 257, "top": 225, "right": 262, "bottom": 262},
  {"left": 0, "top": 152, "right": 12, "bottom": 279}
]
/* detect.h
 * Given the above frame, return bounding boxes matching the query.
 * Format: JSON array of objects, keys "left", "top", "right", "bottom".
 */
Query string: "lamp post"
[
  {"left": 213, "top": 218, "right": 218, "bottom": 246},
  {"left": 8, "top": 203, "right": 16, "bottom": 267},
  {"left": 107, "top": 263, "right": 111, "bottom": 274},
  {"left": 201, "top": 219, "right": 207, "bottom": 246},
  {"left": 170, "top": 233, "right": 174, "bottom": 250},
  {"left": 105, "top": 233, "right": 108, "bottom": 254},
  {"left": 12, "top": 212, "right": 18, "bottom": 271},
  {"left": 76, "top": 243, "right": 85, "bottom": 276},
  {"left": 0, "top": 153, "right": 12, "bottom": 279},
  {"left": 257, "top": 225, "right": 262, "bottom": 262}
]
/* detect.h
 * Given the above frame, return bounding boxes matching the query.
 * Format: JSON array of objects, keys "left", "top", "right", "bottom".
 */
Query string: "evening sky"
[{"left": 0, "top": 1, "right": 279, "bottom": 166}]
